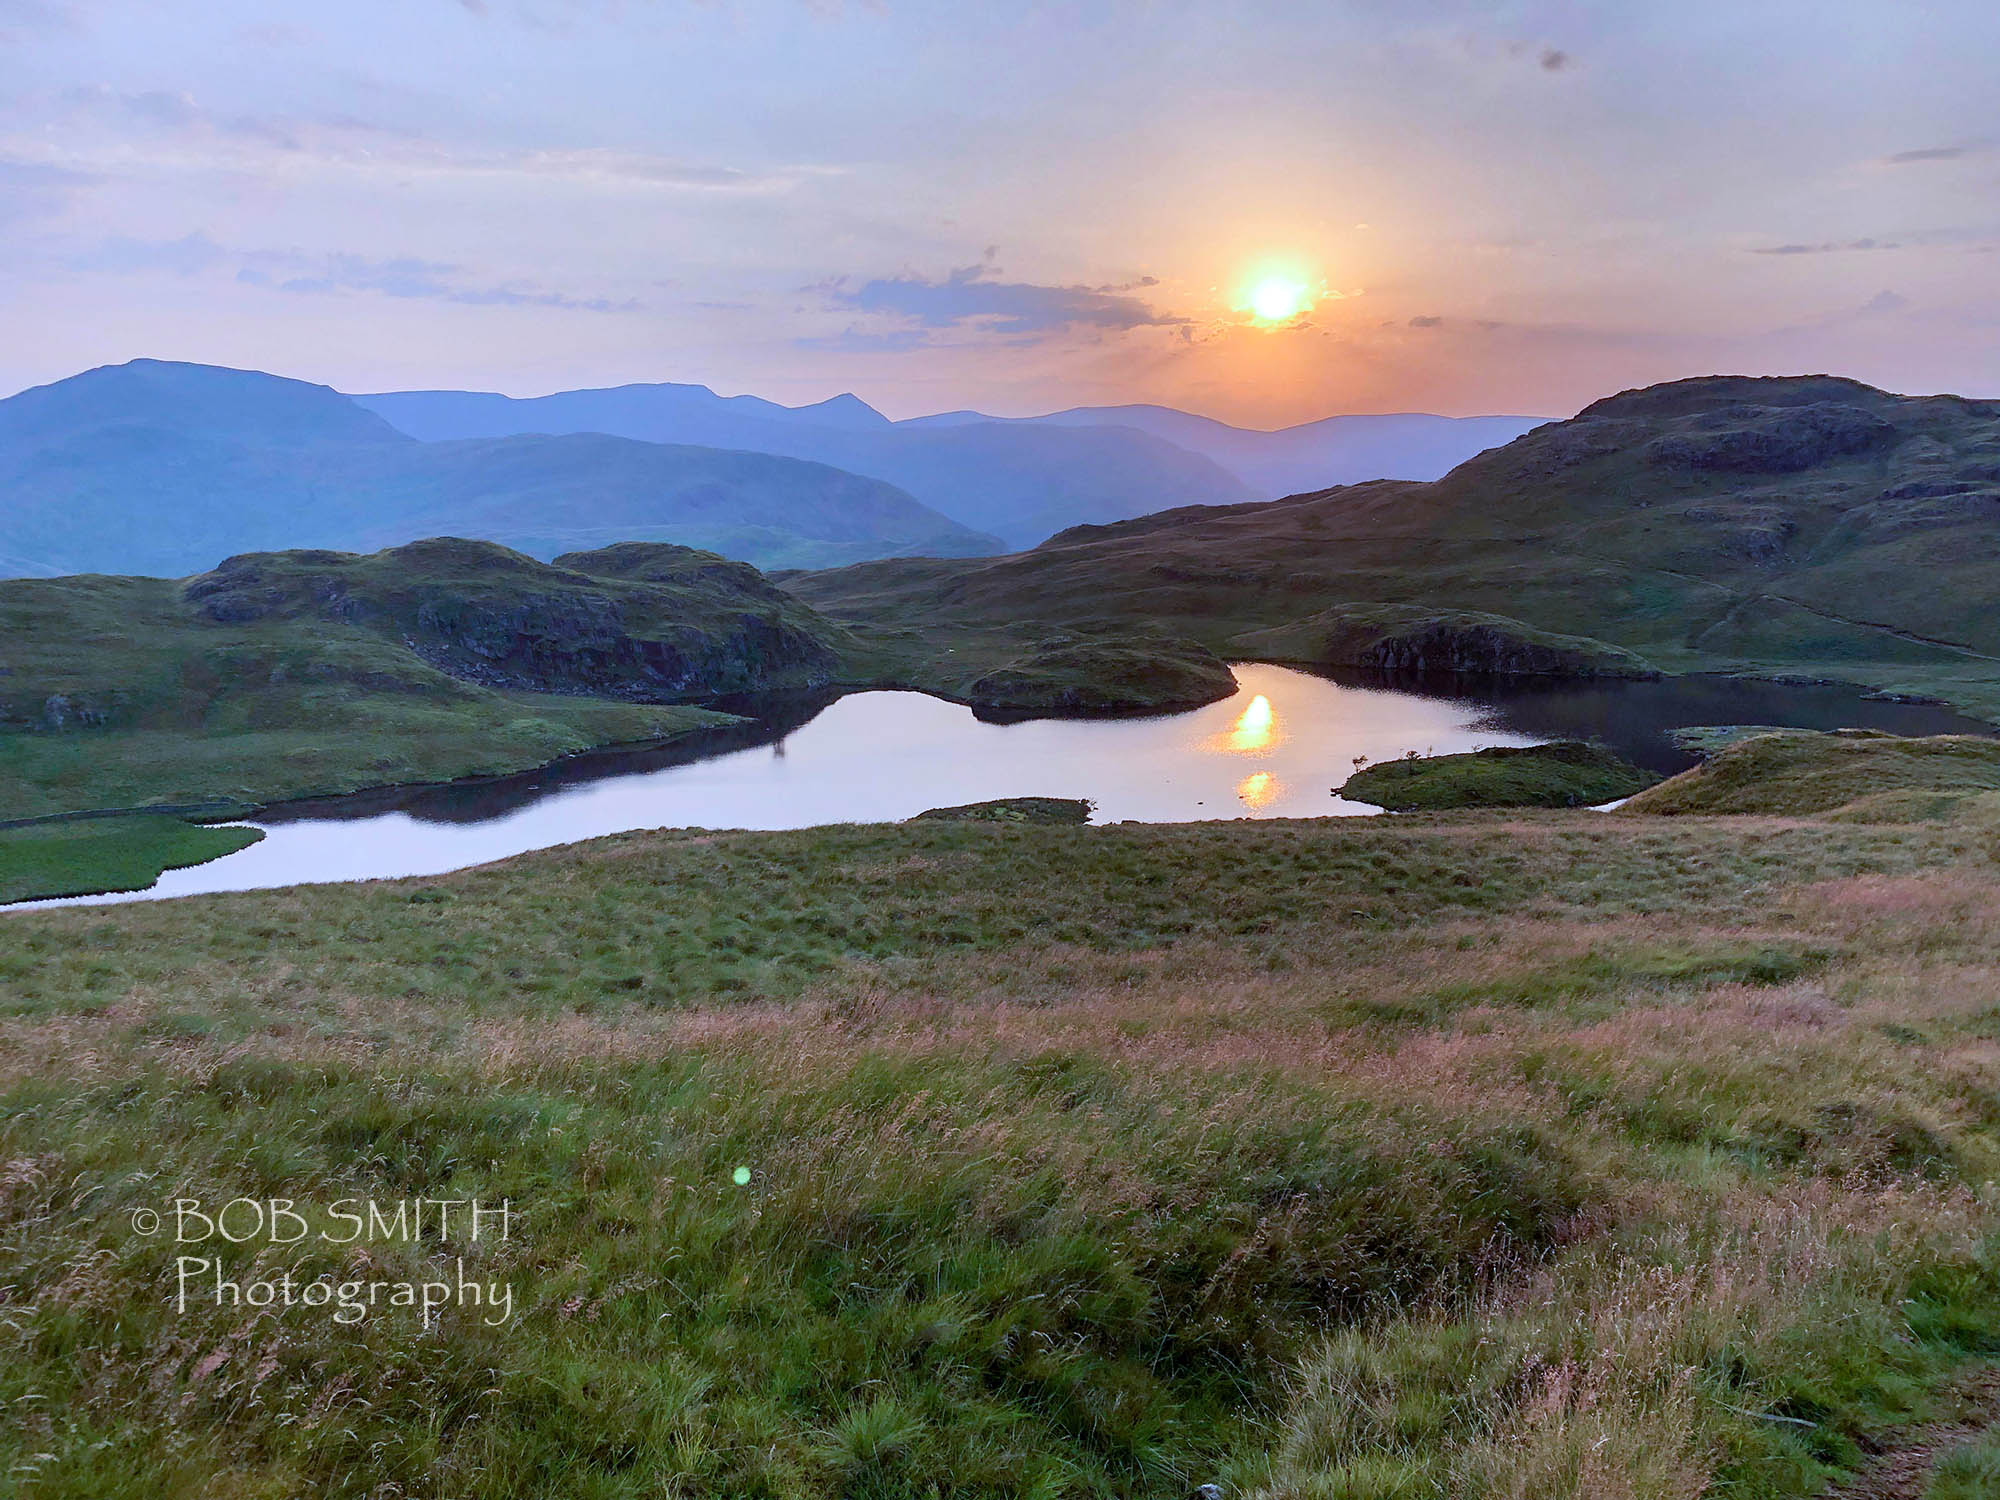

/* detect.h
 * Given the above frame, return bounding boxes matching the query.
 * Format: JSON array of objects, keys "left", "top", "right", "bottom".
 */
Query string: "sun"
[{"left": 1249, "top": 277, "right": 1309, "bottom": 323}]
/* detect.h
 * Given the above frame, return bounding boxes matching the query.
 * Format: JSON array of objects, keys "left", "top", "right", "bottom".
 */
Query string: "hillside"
[
  {"left": 356, "top": 381, "right": 1259, "bottom": 547},
  {"left": 790, "top": 374, "right": 2000, "bottom": 721},
  {"left": 9, "top": 791, "right": 2000, "bottom": 1495},
  {"left": 0, "top": 360, "right": 999, "bottom": 577},
  {"left": 0, "top": 538, "right": 859, "bottom": 820}
]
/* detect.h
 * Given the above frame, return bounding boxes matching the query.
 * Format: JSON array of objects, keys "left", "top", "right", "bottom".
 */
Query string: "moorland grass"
[
  {"left": 7, "top": 807, "right": 2000, "bottom": 1496},
  {"left": 0, "top": 815, "right": 263, "bottom": 902},
  {"left": 1627, "top": 731, "right": 2000, "bottom": 817}
]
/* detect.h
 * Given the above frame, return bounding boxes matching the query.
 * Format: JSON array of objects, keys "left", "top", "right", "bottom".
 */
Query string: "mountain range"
[
  {"left": 0, "top": 360, "right": 1000, "bottom": 578},
  {"left": 356, "top": 383, "right": 1543, "bottom": 547},
  {"left": 0, "top": 360, "right": 1540, "bottom": 580}
]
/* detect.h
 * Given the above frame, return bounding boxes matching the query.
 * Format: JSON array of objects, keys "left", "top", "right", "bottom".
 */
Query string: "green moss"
[
  {"left": 0, "top": 815, "right": 263, "bottom": 902},
  {"left": 1339, "top": 741, "right": 1659, "bottom": 811}
]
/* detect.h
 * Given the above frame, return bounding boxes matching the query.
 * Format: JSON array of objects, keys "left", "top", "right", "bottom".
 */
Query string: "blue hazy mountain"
[
  {"left": 0, "top": 361, "right": 1001, "bottom": 578},
  {"left": 356, "top": 383, "right": 1542, "bottom": 546},
  {"left": 354, "top": 383, "right": 1262, "bottom": 548},
  {"left": 901, "top": 403, "right": 1547, "bottom": 498}
]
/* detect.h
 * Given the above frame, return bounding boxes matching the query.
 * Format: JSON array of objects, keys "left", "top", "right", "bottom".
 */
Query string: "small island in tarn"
[
  {"left": 1339, "top": 741, "right": 1660, "bottom": 811},
  {"left": 964, "top": 636, "right": 1236, "bottom": 716},
  {"left": 911, "top": 796, "right": 1094, "bottom": 825}
]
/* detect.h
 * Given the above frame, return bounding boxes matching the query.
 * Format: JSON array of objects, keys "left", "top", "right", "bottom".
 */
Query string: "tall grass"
[{"left": 6, "top": 810, "right": 2000, "bottom": 1495}]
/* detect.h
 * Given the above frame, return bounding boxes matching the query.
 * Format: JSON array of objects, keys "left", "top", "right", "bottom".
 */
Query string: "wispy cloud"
[
  {"left": 818, "top": 258, "right": 1183, "bottom": 340},
  {"left": 0, "top": 0, "right": 75, "bottom": 40},
  {"left": 48, "top": 232, "right": 637, "bottom": 311},
  {"left": 1886, "top": 143, "right": 1985, "bottom": 164},
  {"left": 0, "top": 154, "right": 101, "bottom": 226},
  {"left": 12, "top": 87, "right": 815, "bottom": 196},
  {"left": 1751, "top": 237, "right": 1900, "bottom": 255}
]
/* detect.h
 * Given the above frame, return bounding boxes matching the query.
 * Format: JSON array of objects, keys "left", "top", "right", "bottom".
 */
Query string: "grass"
[
  {"left": 8, "top": 801, "right": 2000, "bottom": 1495},
  {"left": 0, "top": 815, "right": 264, "bottom": 902},
  {"left": 1339, "top": 741, "right": 1660, "bottom": 811},
  {"left": 1626, "top": 730, "right": 2000, "bottom": 816},
  {"left": 1931, "top": 1433, "right": 2000, "bottom": 1499}
]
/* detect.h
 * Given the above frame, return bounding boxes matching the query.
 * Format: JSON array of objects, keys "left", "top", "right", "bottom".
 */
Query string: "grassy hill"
[
  {"left": 0, "top": 538, "right": 864, "bottom": 822},
  {"left": 8, "top": 790, "right": 2000, "bottom": 1495},
  {"left": 1626, "top": 729, "right": 2000, "bottom": 817},
  {"left": 0, "top": 360, "right": 1000, "bottom": 577},
  {"left": 789, "top": 374, "right": 2000, "bottom": 720}
]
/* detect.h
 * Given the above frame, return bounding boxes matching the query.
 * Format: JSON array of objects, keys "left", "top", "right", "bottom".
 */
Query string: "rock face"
[
  {"left": 965, "top": 636, "right": 1237, "bottom": 716},
  {"left": 1234, "top": 605, "right": 1659, "bottom": 679},
  {"left": 183, "top": 538, "right": 847, "bottom": 701},
  {"left": 1354, "top": 620, "right": 1636, "bottom": 676}
]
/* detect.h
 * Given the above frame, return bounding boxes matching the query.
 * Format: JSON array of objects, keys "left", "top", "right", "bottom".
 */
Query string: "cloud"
[
  {"left": 1886, "top": 144, "right": 1982, "bottom": 164},
  {"left": 0, "top": 153, "right": 99, "bottom": 226},
  {"left": 1751, "top": 237, "right": 1899, "bottom": 255},
  {"left": 65, "top": 231, "right": 228, "bottom": 274},
  {"left": 824, "top": 260, "right": 1183, "bottom": 338},
  {"left": 1858, "top": 289, "right": 1910, "bottom": 315},
  {"left": 51, "top": 233, "right": 635, "bottom": 311},
  {"left": 240, "top": 249, "right": 639, "bottom": 310},
  {"left": 29, "top": 88, "right": 805, "bottom": 195},
  {"left": 794, "top": 327, "right": 935, "bottom": 354},
  {"left": 0, "top": 0, "right": 75, "bottom": 39},
  {"left": 1408, "top": 315, "right": 1443, "bottom": 328}
]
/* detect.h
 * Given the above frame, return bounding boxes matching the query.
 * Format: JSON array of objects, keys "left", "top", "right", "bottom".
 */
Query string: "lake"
[{"left": 23, "top": 663, "right": 1996, "bottom": 906}]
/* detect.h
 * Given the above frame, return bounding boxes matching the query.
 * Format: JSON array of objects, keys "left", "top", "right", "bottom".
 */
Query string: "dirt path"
[{"left": 1823, "top": 1369, "right": 2000, "bottom": 1500}]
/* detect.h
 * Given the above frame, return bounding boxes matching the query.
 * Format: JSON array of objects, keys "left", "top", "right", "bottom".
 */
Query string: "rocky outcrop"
[
  {"left": 183, "top": 538, "right": 847, "bottom": 702},
  {"left": 1640, "top": 403, "right": 1896, "bottom": 474},
  {"left": 1234, "top": 604, "right": 1659, "bottom": 679}
]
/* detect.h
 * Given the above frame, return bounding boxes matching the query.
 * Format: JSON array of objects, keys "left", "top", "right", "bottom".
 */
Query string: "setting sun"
[{"left": 1249, "top": 277, "right": 1309, "bottom": 323}]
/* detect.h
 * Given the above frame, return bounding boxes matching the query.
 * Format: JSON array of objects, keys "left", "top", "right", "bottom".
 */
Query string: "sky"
[{"left": 1, "top": 0, "right": 1997, "bottom": 426}]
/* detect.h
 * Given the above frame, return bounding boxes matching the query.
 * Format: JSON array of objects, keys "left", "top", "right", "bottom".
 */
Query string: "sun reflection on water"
[
  {"left": 1218, "top": 693, "right": 1279, "bottom": 755},
  {"left": 1235, "top": 770, "right": 1284, "bottom": 809}
]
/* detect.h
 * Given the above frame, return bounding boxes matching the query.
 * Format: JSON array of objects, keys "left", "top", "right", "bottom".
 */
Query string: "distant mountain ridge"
[
  {"left": 354, "top": 383, "right": 1540, "bottom": 546},
  {"left": 0, "top": 360, "right": 999, "bottom": 578},
  {"left": 899, "top": 402, "right": 1547, "bottom": 498},
  {"left": 354, "top": 382, "right": 1260, "bottom": 547}
]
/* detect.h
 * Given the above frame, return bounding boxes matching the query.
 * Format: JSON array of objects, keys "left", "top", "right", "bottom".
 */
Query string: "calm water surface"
[{"left": 23, "top": 662, "right": 1995, "bottom": 906}]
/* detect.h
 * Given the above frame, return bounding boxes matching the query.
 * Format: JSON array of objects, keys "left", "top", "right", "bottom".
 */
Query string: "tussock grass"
[{"left": 6, "top": 809, "right": 2000, "bottom": 1495}]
